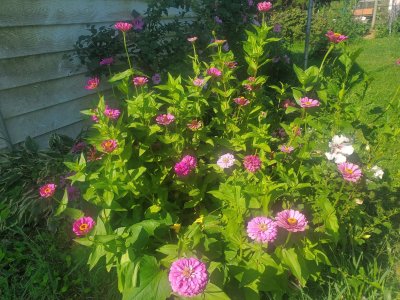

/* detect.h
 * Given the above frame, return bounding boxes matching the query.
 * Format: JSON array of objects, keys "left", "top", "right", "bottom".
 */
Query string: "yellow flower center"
[
  {"left": 258, "top": 223, "right": 268, "bottom": 231},
  {"left": 287, "top": 217, "right": 298, "bottom": 225},
  {"left": 182, "top": 267, "right": 193, "bottom": 278},
  {"left": 45, "top": 187, "right": 51, "bottom": 194},
  {"left": 79, "top": 223, "right": 89, "bottom": 231},
  {"left": 345, "top": 168, "right": 353, "bottom": 174}
]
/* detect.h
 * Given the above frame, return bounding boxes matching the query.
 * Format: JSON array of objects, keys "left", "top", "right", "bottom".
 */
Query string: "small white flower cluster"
[{"left": 325, "top": 135, "right": 354, "bottom": 164}]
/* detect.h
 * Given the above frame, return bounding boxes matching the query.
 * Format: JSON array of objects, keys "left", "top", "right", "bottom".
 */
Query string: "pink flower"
[
  {"left": 85, "top": 77, "right": 100, "bottom": 90},
  {"left": 300, "top": 97, "right": 320, "bottom": 108},
  {"left": 91, "top": 114, "right": 99, "bottom": 123},
  {"left": 193, "top": 77, "right": 205, "bottom": 87},
  {"left": 174, "top": 155, "right": 197, "bottom": 177},
  {"left": 325, "top": 30, "right": 348, "bottom": 43},
  {"left": 99, "top": 57, "right": 114, "bottom": 66},
  {"left": 207, "top": 67, "right": 222, "bottom": 78},
  {"left": 71, "top": 141, "right": 87, "bottom": 154},
  {"left": 247, "top": 217, "right": 278, "bottom": 243},
  {"left": 396, "top": 58, "right": 400, "bottom": 65},
  {"left": 243, "top": 155, "right": 262, "bottom": 173},
  {"left": 39, "top": 183, "right": 57, "bottom": 198},
  {"left": 133, "top": 76, "right": 148, "bottom": 86},
  {"left": 132, "top": 16, "right": 144, "bottom": 30},
  {"left": 275, "top": 209, "right": 308, "bottom": 232},
  {"left": 225, "top": 61, "right": 238, "bottom": 69},
  {"left": 181, "top": 155, "right": 197, "bottom": 169},
  {"left": 104, "top": 106, "right": 121, "bottom": 120},
  {"left": 187, "top": 120, "right": 203, "bottom": 131},
  {"left": 101, "top": 139, "right": 118, "bottom": 153},
  {"left": 187, "top": 36, "right": 198, "bottom": 43},
  {"left": 114, "top": 22, "right": 133, "bottom": 32},
  {"left": 169, "top": 258, "right": 208, "bottom": 297},
  {"left": 243, "top": 76, "right": 258, "bottom": 91},
  {"left": 72, "top": 216, "right": 96, "bottom": 236},
  {"left": 156, "top": 113, "right": 175, "bottom": 125},
  {"left": 217, "top": 153, "right": 235, "bottom": 169},
  {"left": 234, "top": 96, "right": 250, "bottom": 106},
  {"left": 281, "top": 99, "right": 296, "bottom": 109},
  {"left": 257, "top": 1, "right": 273, "bottom": 12},
  {"left": 280, "top": 145, "right": 294, "bottom": 153},
  {"left": 152, "top": 73, "right": 161, "bottom": 84},
  {"left": 338, "top": 162, "right": 362, "bottom": 182}
]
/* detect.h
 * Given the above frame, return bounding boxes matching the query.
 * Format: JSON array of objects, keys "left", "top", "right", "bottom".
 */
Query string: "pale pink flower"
[
  {"left": 169, "top": 258, "right": 208, "bottom": 297},
  {"left": 114, "top": 22, "right": 133, "bottom": 32},
  {"left": 371, "top": 165, "right": 384, "bottom": 179},
  {"left": 299, "top": 97, "right": 320, "bottom": 108},
  {"left": 207, "top": 67, "right": 222, "bottom": 77},
  {"left": 187, "top": 120, "right": 203, "bottom": 131},
  {"left": 187, "top": 36, "right": 198, "bottom": 43},
  {"left": 152, "top": 73, "right": 161, "bottom": 84},
  {"left": 257, "top": 1, "right": 273, "bottom": 12},
  {"left": 91, "top": 114, "right": 99, "bottom": 123},
  {"left": 325, "top": 30, "right": 348, "bottom": 43},
  {"left": 243, "top": 155, "right": 262, "bottom": 173},
  {"left": 338, "top": 162, "right": 362, "bottom": 182},
  {"left": 247, "top": 217, "right": 278, "bottom": 243},
  {"left": 243, "top": 76, "right": 258, "bottom": 91},
  {"left": 217, "top": 153, "right": 235, "bottom": 169},
  {"left": 99, "top": 57, "right": 114, "bottom": 66},
  {"left": 133, "top": 76, "right": 148, "bottom": 86},
  {"left": 85, "top": 77, "right": 100, "bottom": 90},
  {"left": 156, "top": 113, "right": 175, "bottom": 125},
  {"left": 193, "top": 77, "right": 205, "bottom": 87},
  {"left": 225, "top": 61, "right": 238, "bottom": 69},
  {"left": 325, "top": 135, "right": 354, "bottom": 164},
  {"left": 132, "top": 16, "right": 144, "bottom": 30},
  {"left": 280, "top": 145, "right": 294, "bottom": 153},
  {"left": 281, "top": 99, "right": 296, "bottom": 109},
  {"left": 275, "top": 209, "right": 308, "bottom": 232},
  {"left": 39, "top": 183, "right": 57, "bottom": 198},
  {"left": 101, "top": 139, "right": 118, "bottom": 153},
  {"left": 72, "top": 216, "right": 95, "bottom": 236},
  {"left": 234, "top": 96, "right": 250, "bottom": 106},
  {"left": 104, "top": 106, "right": 120, "bottom": 120}
]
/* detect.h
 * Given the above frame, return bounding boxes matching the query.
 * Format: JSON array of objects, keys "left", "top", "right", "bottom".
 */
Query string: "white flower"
[
  {"left": 325, "top": 135, "right": 354, "bottom": 163},
  {"left": 217, "top": 153, "right": 235, "bottom": 169},
  {"left": 371, "top": 165, "right": 384, "bottom": 179}
]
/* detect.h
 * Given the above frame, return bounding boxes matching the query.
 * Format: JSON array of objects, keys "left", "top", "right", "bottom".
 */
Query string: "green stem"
[
  {"left": 334, "top": 180, "right": 346, "bottom": 207},
  {"left": 319, "top": 44, "right": 335, "bottom": 75},
  {"left": 284, "top": 232, "right": 292, "bottom": 246},
  {"left": 122, "top": 32, "right": 132, "bottom": 70}
]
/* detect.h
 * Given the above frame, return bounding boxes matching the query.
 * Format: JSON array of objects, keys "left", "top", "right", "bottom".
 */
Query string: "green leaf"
[
  {"left": 192, "top": 283, "right": 230, "bottom": 300},
  {"left": 88, "top": 244, "right": 106, "bottom": 270},
  {"left": 54, "top": 189, "right": 68, "bottom": 216},
  {"left": 108, "top": 69, "right": 134, "bottom": 82},
  {"left": 293, "top": 64, "right": 306, "bottom": 85},
  {"left": 64, "top": 208, "right": 84, "bottom": 219},
  {"left": 281, "top": 248, "right": 305, "bottom": 286}
]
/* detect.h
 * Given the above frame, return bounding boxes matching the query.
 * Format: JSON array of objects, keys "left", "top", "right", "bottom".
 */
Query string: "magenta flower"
[
  {"left": 207, "top": 67, "right": 222, "bottom": 78},
  {"left": 275, "top": 209, "right": 308, "bottom": 232},
  {"left": 247, "top": 217, "right": 278, "bottom": 243},
  {"left": 217, "top": 153, "right": 235, "bottom": 169},
  {"left": 325, "top": 30, "right": 348, "bottom": 43},
  {"left": 187, "top": 36, "right": 198, "bottom": 43},
  {"left": 187, "top": 120, "right": 203, "bottom": 131},
  {"left": 243, "top": 76, "right": 258, "bottom": 91},
  {"left": 152, "top": 73, "right": 161, "bottom": 84},
  {"left": 104, "top": 106, "right": 121, "bottom": 120},
  {"left": 299, "top": 97, "right": 320, "bottom": 108},
  {"left": 39, "top": 183, "right": 57, "bottom": 198},
  {"left": 101, "top": 139, "right": 118, "bottom": 153},
  {"left": 193, "top": 77, "right": 205, "bottom": 87},
  {"left": 243, "top": 155, "right": 262, "bottom": 173},
  {"left": 181, "top": 155, "right": 197, "bottom": 169},
  {"left": 99, "top": 57, "right": 114, "bottom": 66},
  {"left": 169, "top": 257, "right": 208, "bottom": 297},
  {"left": 234, "top": 96, "right": 250, "bottom": 106},
  {"left": 114, "top": 22, "right": 133, "bottom": 32},
  {"left": 156, "top": 113, "right": 175, "bottom": 125},
  {"left": 132, "top": 16, "right": 144, "bottom": 30},
  {"left": 280, "top": 145, "right": 294, "bottom": 153},
  {"left": 85, "top": 77, "right": 100, "bottom": 90},
  {"left": 72, "top": 216, "right": 96, "bottom": 236},
  {"left": 338, "top": 162, "right": 362, "bottom": 182},
  {"left": 174, "top": 161, "right": 191, "bottom": 177},
  {"left": 257, "top": 1, "right": 273, "bottom": 12},
  {"left": 133, "top": 76, "right": 148, "bottom": 86}
]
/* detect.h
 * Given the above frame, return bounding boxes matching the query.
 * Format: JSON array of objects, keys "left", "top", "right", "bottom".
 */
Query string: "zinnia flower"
[
  {"left": 325, "top": 135, "right": 354, "bottom": 164},
  {"left": 257, "top": 1, "right": 273, "bottom": 12},
  {"left": 152, "top": 73, "right": 161, "bottom": 84},
  {"left": 104, "top": 106, "right": 121, "bottom": 120},
  {"left": 133, "top": 76, "right": 148, "bottom": 86},
  {"left": 114, "top": 22, "right": 133, "bottom": 32},
  {"left": 275, "top": 209, "right": 308, "bottom": 232},
  {"left": 243, "top": 76, "right": 257, "bottom": 91},
  {"left": 187, "top": 36, "right": 198, "bottom": 43},
  {"left": 156, "top": 113, "right": 175, "bottom": 125},
  {"left": 71, "top": 141, "right": 87, "bottom": 154},
  {"left": 193, "top": 77, "right": 205, "bottom": 87},
  {"left": 101, "top": 139, "right": 118, "bottom": 153},
  {"left": 174, "top": 155, "right": 197, "bottom": 177},
  {"left": 280, "top": 145, "right": 294, "bottom": 153},
  {"left": 281, "top": 99, "right": 296, "bottom": 109},
  {"left": 85, "top": 77, "right": 99, "bottom": 90},
  {"left": 325, "top": 30, "right": 348, "bottom": 43},
  {"left": 234, "top": 96, "right": 250, "bottom": 106},
  {"left": 371, "top": 165, "right": 384, "bottom": 179},
  {"left": 39, "top": 183, "right": 57, "bottom": 198},
  {"left": 169, "top": 258, "right": 208, "bottom": 297},
  {"left": 247, "top": 217, "right": 278, "bottom": 243},
  {"left": 72, "top": 216, "right": 96, "bottom": 236},
  {"left": 207, "top": 67, "right": 222, "bottom": 77},
  {"left": 99, "top": 57, "right": 114, "bottom": 66},
  {"left": 181, "top": 155, "right": 197, "bottom": 169},
  {"left": 217, "top": 153, "right": 235, "bottom": 169},
  {"left": 187, "top": 120, "right": 203, "bottom": 131},
  {"left": 225, "top": 61, "right": 238, "bottom": 69},
  {"left": 243, "top": 155, "right": 262, "bottom": 173},
  {"left": 299, "top": 97, "right": 320, "bottom": 108},
  {"left": 338, "top": 162, "right": 362, "bottom": 182}
]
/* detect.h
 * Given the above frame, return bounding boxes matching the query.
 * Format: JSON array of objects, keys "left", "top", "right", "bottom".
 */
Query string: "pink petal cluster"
[
  {"left": 72, "top": 216, "right": 96, "bottom": 236},
  {"left": 133, "top": 76, "right": 148, "bottom": 86},
  {"left": 275, "top": 210, "right": 308, "bottom": 232},
  {"left": 187, "top": 120, "right": 203, "bottom": 131},
  {"left": 338, "top": 162, "right": 362, "bottom": 182},
  {"left": 243, "top": 155, "right": 262, "bottom": 173},
  {"left": 207, "top": 67, "right": 222, "bottom": 77},
  {"left": 281, "top": 99, "right": 296, "bottom": 109},
  {"left": 169, "top": 258, "right": 208, "bottom": 297},
  {"left": 234, "top": 96, "right": 250, "bottom": 106},
  {"left": 193, "top": 77, "right": 205, "bottom": 87},
  {"left": 257, "top": 1, "right": 273, "bottom": 12},
  {"left": 174, "top": 155, "right": 197, "bottom": 177},
  {"left": 156, "top": 113, "right": 175, "bottom": 125},
  {"left": 243, "top": 76, "right": 257, "bottom": 91},
  {"left": 247, "top": 217, "right": 278, "bottom": 243},
  {"left": 217, "top": 153, "right": 235, "bottom": 169},
  {"left": 101, "top": 139, "right": 118, "bottom": 153},
  {"left": 85, "top": 77, "right": 100, "bottom": 90},
  {"left": 114, "top": 22, "right": 133, "bottom": 32},
  {"left": 104, "top": 106, "right": 121, "bottom": 120},
  {"left": 325, "top": 30, "right": 348, "bottom": 43},
  {"left": 39, "top": 183, "right": 57, "bottom": 198},
  {"left": 280, "top": 145, "right": 294, "bottom": 153},
  {"left": 99, "top": 57, "right": 114, "bottom": 66},
  {"left": 187, "top": 36, "right": 198, "bottom": 43},
  {"left": 299, "top": 97, "right": 320, "bottom": 108}
]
